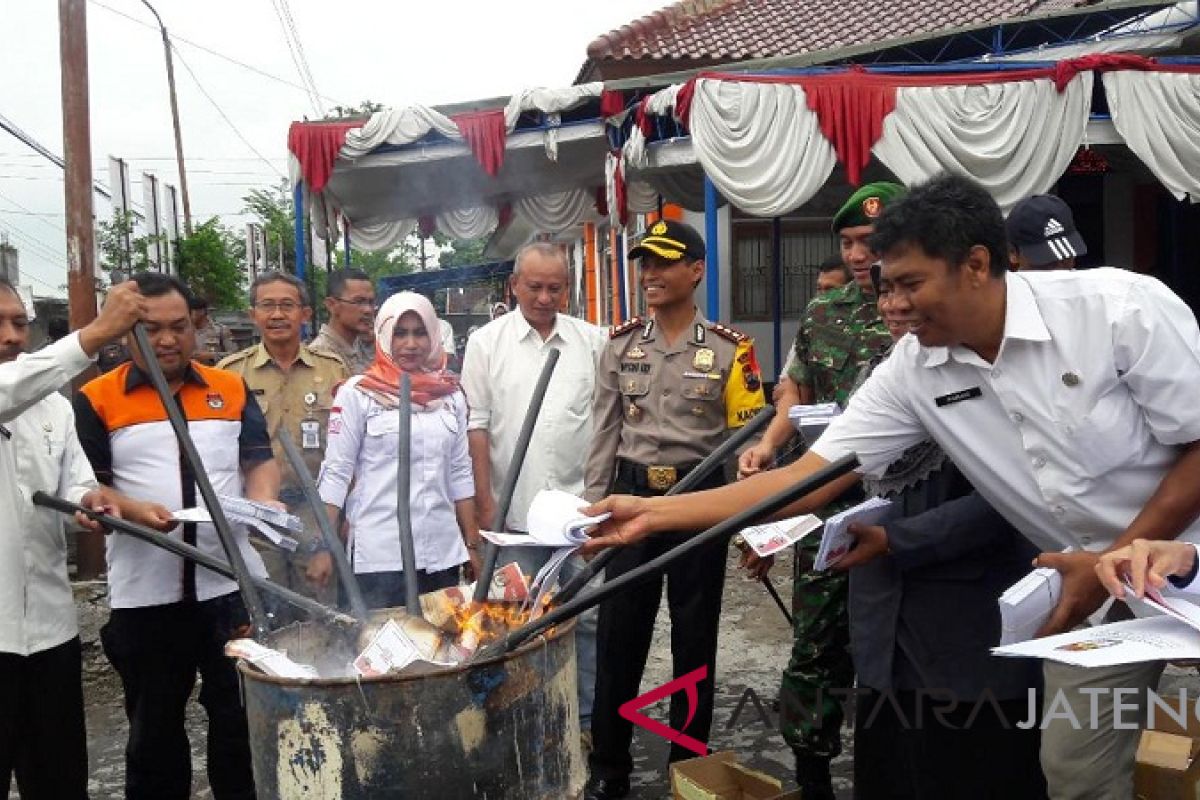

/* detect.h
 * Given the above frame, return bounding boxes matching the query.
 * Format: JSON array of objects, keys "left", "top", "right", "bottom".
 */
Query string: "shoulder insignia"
[
  {"left": 609, "top": 316, "right": 643, "bottom": 339},
  {"left": 216, "top": 348, "right": 252, "bottom": 369},
  {"left": 708, "top": 322, "right": 748, "bottom": 344}
]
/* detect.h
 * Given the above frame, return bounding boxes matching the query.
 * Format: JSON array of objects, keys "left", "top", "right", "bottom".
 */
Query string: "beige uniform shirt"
[
  {"left": 584, "top": 308, "right": 766, "bottom": 499},
  {"left": 194, "top": 322, "right": 236, "bottom": 362},
  {"left": 218, "top": 343, "right": 349, "bottom": 488},
  {"left": 310, "top": 323, "right": 373, "bottom": 375}
]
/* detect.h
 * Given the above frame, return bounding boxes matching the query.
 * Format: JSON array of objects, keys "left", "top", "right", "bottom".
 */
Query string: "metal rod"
[
  {"left": 396, "top": 373, "right": 420, "bottom": 616},
  {"left": 555, "top": 404, "right": 777, "bottom": 606},
  {"left": 761, "top": 577, "right": 793, "bottom": 625},
  {"left": 34, "top": 492, "right": 355, "bottom": 627},
  {"left": 276, "top": 428, "right": 367, "bottom": 622},
  {"left": 131, "top": 323, "right": 270, "bottom": 635},
  {"left": 477, "top": 453, "right": 859, "bottom": 660},
  {"left": 472, "top": 347, "right": 562, "bottom": 603}
]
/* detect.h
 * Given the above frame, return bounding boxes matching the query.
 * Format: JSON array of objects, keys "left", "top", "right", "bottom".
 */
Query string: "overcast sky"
[{"left": 0, "top": 0, "right": 667, "bottom": 296}]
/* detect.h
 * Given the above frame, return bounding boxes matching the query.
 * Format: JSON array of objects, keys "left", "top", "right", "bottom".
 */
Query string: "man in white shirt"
[
  {"left": 0, "top": 280, "right": 162, "bottom": 799},
  {"left": 461, "top": 242, "right": 605, "bottom": 736},
  {"left": 585, "top": 173, "right": 1200, "bottom": 800}
]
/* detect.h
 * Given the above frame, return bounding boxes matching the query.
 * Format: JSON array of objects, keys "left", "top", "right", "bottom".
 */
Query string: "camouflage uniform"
[{"left": 780, "top": 280, "right": 891, "bottom": 763}]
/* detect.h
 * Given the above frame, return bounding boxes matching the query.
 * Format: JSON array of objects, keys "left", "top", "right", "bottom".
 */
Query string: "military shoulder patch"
[
  {"left": 610, "top": 316, "right": 644, "bottom": 339},
  {"left": 215, "top": 348, "right": 251, "bottom": 369},
  {"left": 708, "top": 322, "right": 747, "bottom": 344}
]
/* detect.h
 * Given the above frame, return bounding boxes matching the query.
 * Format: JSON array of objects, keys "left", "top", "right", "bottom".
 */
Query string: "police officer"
[
  {"left": 189, "top": 294, "right": 236, "bottom": 366},
  {"left": 582, "top": 219, "right": 765, "bottom": 800},
  {"left": 219, "top": 272, "right": 348, "bottom": 604},
  {"left": 739, "top": 182, "right": 902, "bottom": 799}
]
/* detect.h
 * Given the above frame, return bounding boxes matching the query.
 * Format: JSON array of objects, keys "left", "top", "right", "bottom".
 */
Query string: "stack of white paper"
[
  {"left": 814, "top": 496, "right": 893, "bottom": 571},
  {"left": 789, "top": 403, "right": 841, "bottom": 442},
  {"left": 998, "top": 567, "right": 1063, "bottom": 646},
  {"left": 225, "top": 638, "right": 318, "bottom": 679},
  {"left": 992, "top": 616, "right": 1200, "bottom": 667},
  {"left": 217, "top": 494, "right": 304, "bottom": 532},
  {"left": 173, "top": 496, "right": 303, "bottom": 552},
  {"left": 479, "top": 489, "right": 609, "bottom": 548},
  {"left": 740, "top": 514, "right": 824, "bottom": 557},
  {"left": 353, "top": 619, "right": 454, "bottom": 676}
]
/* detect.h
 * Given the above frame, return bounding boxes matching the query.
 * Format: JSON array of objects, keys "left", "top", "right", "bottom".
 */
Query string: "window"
[{"left": 732, "top": 217, "right": 839, "bottom": 322}]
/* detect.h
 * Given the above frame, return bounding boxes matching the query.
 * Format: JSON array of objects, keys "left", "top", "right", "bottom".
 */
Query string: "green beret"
[{"left": 832, "top": 182, "right": 906, "bottom": 233}]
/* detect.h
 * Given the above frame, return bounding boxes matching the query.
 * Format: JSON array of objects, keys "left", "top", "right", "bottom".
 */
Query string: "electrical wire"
[{"left": 268, "top": 0, "right": 323, "bottom": 116}]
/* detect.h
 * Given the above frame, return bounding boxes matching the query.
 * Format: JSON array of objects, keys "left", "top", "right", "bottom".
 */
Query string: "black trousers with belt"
[
  {"left": 101, "top": 593, "right": 256, "bottom": 800},
  {"left": 589, "top": 461, "right": 729, "bottom": 780},
  {"left": 0, "top": 636, "right": 89, "bottom": 800}
]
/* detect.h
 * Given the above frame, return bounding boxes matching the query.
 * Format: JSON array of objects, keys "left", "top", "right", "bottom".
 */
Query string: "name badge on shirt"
[
  {"left": 935, "top": 387, "right": 983, "bottom": 407},
  {"left": 300, "top": 419, "right": 321, "bottom": 449}
]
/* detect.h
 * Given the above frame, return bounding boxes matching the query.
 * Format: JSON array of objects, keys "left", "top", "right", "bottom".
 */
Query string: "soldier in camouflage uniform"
[{"left": 739, "top": 182, "right": 903, "bottom": 799}]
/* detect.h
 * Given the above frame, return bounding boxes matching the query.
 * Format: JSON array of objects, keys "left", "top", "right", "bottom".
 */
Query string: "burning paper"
[
  {"left": 353, "top": 619, "right": 455, "bottom": 676},
  {"left": 225, "top": 638, "right": 319, "bottom": 679}
]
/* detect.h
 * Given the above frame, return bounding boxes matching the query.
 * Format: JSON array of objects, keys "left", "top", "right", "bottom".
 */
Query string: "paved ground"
[{"left": 37, "top": 549, "right": 1200, "bottom": 799}]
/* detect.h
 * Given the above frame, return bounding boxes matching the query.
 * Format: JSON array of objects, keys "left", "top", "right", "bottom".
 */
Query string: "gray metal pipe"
[
  {"left": 132, "top": 323, "right": 269, "bottom": 635},
  {"left": 477, "top": 453, "right": 860, "bottom": 660},
  {"left": 396, "top": 373, "right": 421, "bottom": 616},
  {"left": 471, "top": 347, "right": 561, "bottom": 604},
  {"left": 34, "top": 492, "right": 355, "bottom": 627},
  {"left": 276, "top": 428, "right": 368, "bottom": 622}
]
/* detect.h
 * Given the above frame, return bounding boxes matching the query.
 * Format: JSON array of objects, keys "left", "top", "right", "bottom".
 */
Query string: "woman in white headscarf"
[{"left": 317, "top": 291, "right": 481, "bottom": 609}]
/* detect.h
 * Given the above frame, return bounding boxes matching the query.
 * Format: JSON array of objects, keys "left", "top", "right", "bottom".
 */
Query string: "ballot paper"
[
  {"left": 813, "top": 496, "right": 893, "bottom": 571},
  {"left": 173, "top": 496, "right": 302, "bottom": 552},
  {"left": 788, "top": 403, "right": 841, "bottom": 443},
  {"left": 352, "top": 619, "right": 454, "bottom": 676},
  {"left": 225, "top": 638, "right": 318, "bottom": 679},
  {"left": 992, "top": 616, "right": 1200, "bottom": 667},
  {"left": 479, "top": 490, "right": 609, "bottom": 548},
  {"left": 998, "top": 566, "right": 1064, "bottom": 646},
  {"left": 740, "top": 514, "right": 824, "bottom": 557}
]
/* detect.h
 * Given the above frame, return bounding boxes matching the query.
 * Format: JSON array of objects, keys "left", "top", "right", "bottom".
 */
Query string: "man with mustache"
[
  {"left": 311, "top": 268, "right": 375, "bottom": 374},
  {"left": 74, "top": 272, "right": 280, "bottom": 800},
  {"left": 219, "top": 271, "right": 348, "bottom": 606},
  {"left": 0, "top": 279, "right": 164, "bottom": 800}
]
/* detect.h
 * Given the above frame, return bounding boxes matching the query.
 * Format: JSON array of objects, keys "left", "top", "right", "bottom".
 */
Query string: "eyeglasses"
[
  {"left": 331, "top": 296, "right": 375, "bottom": 309},
  {"left": 254, "top": 301, "right": 304, "bottom": 313}
]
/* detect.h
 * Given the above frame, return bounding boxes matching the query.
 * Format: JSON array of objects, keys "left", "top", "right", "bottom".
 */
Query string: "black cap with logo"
[
  {"left": 1006, "top": 195, "right": 1088, "bottom": 267},
  {"left": 628, "top": 219, "right": 706, "bottom": 263}
]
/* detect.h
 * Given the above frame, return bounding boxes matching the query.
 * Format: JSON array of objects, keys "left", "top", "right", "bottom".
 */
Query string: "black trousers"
[
  {"left": 589, "top": 470, "right": 728, "bottom": 780},
  {"left": 0, "top": 636, "right": 88, "bottom": 800},
  {"left": 101, "top": 595, "right": 256, "bottom": 800},
  {"left": 853, "top": 688, "right": 1046, "bottom": 799}
]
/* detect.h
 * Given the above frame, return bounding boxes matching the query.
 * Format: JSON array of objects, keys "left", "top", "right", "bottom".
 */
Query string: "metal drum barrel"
[{"left": 239, "top": 617, "right": 583, "bottom": 799}]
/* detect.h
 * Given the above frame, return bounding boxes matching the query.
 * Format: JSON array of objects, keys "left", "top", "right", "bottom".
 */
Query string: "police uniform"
[
  {"left": 778, "top": 182, "right": 902, "bottom": 789},
  {"left": 193, "top": 321, "right": 236, "bottom": 365},
  {"left": 310, "top": 323, "right": 373, "bottom": 375},
  {"left": 584, "top": 302, "right": 766, "bottom": 782},
  {"left": 218, "top": 343, "right": 348, "bottom": 602}
]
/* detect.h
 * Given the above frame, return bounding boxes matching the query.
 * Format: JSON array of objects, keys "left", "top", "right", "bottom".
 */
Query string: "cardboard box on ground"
[
  {"left": 1136, "top": 706, "right": 1200, "bottom": 799},
  {"left": 671, "top": 751, "right": 801, "bottom": 800}
]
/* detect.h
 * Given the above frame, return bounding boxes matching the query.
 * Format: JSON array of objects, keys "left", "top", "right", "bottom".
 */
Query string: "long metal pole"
[
  {"left": 276, "top": 428, "right": 367, "bottom": 621},
  {"left": 140, "top": 0, "right": 192, "bottom": 234},
  {"left": 554, "top": 404, "right": 777, "bottom": 605},
  {"left": 478, "top": 453, "right": 860, "bottom": 660},
  {"left": 59, "top": 0, "right": 103, "bottom": 579},
  {"left": 33, "top": 492, "right": 355, "bottom": 627},
  {"left": 396, "top": 373, "right": 421, "bottom": 616},
  {"left": 471, "top": 347, "right": 561, "bottom": 603},
  {"left": 132, "top": 323, "right": 269, "bottom": 635}
]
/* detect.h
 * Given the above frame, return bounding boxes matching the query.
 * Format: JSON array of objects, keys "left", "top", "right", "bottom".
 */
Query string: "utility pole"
[
  {"left": 58, "top": 0, "right": 105, "bottom": 579},
  {"left": 141, "top": 0, "right": 192, "bottom": 235}
]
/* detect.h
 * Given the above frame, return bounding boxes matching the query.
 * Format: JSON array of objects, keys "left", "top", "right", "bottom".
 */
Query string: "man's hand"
[
  {"left": 463, "top": 545, "right": 483, "bottom": 583},
  {"left": 76, "top": 490, "right": 117, "bottom": 533},
  {"left": 581, "top": 495, "right": 657, "bottom": 553},
  {"left": 737, "top": 442, "right": 776, "bottom": 480},
  {"left": 86, "top": 487, "right": 175, "bottom": 532},
  {"left": 79, "top": 281, "right": 147, "bottom": 357},
  {"left": 306, "top": 552, "right": 333, "bottom": 588},
  {"left": 832, "top": 523, "right": 889, "bottom": 571},
  {"left": 1096, "top": 540, "right": 1198, "bottom": 599},
  {"left": 1035, "top": 551, "right": 1109, "bottom": 637}
]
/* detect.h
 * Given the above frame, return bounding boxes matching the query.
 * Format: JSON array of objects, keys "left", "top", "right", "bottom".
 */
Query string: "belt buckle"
[{"left": 646, "top": 465, "right": 677, "bottom": 491}]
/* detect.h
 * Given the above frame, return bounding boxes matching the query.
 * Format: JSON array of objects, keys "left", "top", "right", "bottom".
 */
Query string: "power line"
[
  {"left": 0, "top": 187, "right": 67, "bottom": 235},
  {"left": 168, "top": 45, "right": 287, "bottom": 181},
  {"left": 268, "top": 0, "right": 323, "bottom": 117},
  {"left": 0, "top": 111, "right": 116, "bottom": 203},
  {"left": 88, "top": 0, "right": 350, "bottom": 108}
]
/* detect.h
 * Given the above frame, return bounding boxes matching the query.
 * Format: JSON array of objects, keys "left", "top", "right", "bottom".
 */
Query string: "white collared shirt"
[
  {"left": 461, "top": 311, "right": 605, "bottom": 531},
  {"left": 812, "top": 268, "right": 1200, "bottom": 552},
  {"left": 318, "top": 379, "right": 474, "bottom": 573},
  {"left": 0, "top": 333, "right": 98, "bottom": 655}
]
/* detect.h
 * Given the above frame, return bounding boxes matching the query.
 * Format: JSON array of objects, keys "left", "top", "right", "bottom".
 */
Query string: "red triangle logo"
[{"left": 617, "top": 665, "right": 709, "bottom": 757}]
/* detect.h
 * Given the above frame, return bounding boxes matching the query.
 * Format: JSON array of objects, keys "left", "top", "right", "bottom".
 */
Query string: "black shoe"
[
  {"left": 796, "top": 755, "right": 835, "bottom": 800},
  {"left": 583, "top": 775, "right": 631, "bottom": 800}
]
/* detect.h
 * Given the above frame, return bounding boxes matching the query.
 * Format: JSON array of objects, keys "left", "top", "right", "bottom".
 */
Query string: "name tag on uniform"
[
  {"left": 300, "top": 419, "right": 321, "bottom": 449},
  {"left": 935, "top": 387, "right": 983, "bottom": 407}
]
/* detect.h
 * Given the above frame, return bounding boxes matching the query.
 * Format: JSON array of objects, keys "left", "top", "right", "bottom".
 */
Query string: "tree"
[
  {"left": 177, "top": 218, "right": 247, "bottom": 309},
  {"left": 243, "top": 182, "right": 296, "bottom": 274},
  {"left": 96, "top": 210, "right": 167, "bottom": 279},
  {"left": 434, "top": 233, "right": 489, "bottom": 268}
]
